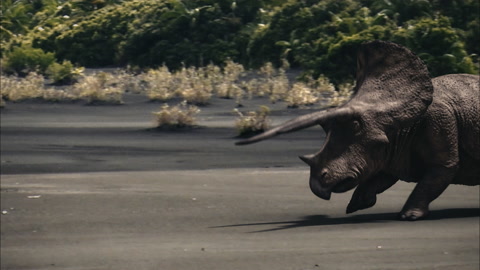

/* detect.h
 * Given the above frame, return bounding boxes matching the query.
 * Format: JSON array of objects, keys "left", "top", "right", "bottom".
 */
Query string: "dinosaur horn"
[
  {"left": 299, "top": 154, "right": 315, "bottom": 166},
  {"left": 235, "top": 107, "right": 352, "bottom": 145}
]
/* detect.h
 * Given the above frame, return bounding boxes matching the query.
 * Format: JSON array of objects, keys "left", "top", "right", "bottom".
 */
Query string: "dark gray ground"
[
  {"left": 0, "top": 95, "right": 324, "bottom": 174},
  {"left": 1, "top": 95, "right": 479, "bottom": 270}
]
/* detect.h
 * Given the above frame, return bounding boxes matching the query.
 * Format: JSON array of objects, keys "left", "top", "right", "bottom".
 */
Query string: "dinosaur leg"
[
  {"left": 346, "top": 173, "right": 398, "bottom": 214},
  {"left": 399, "top": 113, "right": 460, "bottom": 221},
  {"left": 399, "top": 166, "right": 456, "bottom": 221}
]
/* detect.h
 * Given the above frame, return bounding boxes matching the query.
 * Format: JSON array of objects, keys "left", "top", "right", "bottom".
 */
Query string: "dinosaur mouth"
[
  {"left": 310, "top": 177, "right": 358, "bottom": 200},
  {"left": 309, "top": 179, "right": 332, "bottom": 200},
  {"left": 332, "top": 177, "right": 358, "bottom": 193}
]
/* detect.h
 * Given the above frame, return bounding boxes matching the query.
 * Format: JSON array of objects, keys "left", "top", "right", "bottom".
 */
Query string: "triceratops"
[{"left": 237, "top": 40, "right": 479, "bottom": 221}]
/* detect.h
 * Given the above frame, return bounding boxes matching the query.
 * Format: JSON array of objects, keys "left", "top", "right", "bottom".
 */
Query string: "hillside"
[{"left": 1, "top": 0, "right": 479, "bottom": 83}]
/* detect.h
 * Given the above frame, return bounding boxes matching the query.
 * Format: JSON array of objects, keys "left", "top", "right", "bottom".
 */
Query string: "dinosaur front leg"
[
  {"left": 399, "top": 165, "right": 456, "bottom": 221},
  {"left": 346, "top": 173, "right": 398, "bottom": 214},
  {"left": 400, "top": 113, "right": 460, "bottom": 221}
]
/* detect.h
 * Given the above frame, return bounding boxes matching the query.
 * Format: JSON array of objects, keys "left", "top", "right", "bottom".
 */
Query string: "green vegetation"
[
  {"left": 250, "top": 0, "right": 478, "bottom": 82},
  {"left": 46, "top": 59, "right": 83, "bottom": 84},
  {"left": 2, "top": 45, "right": 55, "bottom": 76},
  {"left": 2, "top": 44, "right": 83, "bottom": 84},
  {"left": 1, "top": 0, "right": 478, "bottom": 85}
]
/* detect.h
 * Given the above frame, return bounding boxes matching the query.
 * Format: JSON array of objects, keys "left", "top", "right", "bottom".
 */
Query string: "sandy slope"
[{"left": 1, "top": 95, "right": 479, "bottom": 270}]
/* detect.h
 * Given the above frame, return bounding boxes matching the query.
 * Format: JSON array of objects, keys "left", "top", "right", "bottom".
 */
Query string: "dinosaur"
[{"left": 236, "top": 40, "right": 480, "bottom": 220}]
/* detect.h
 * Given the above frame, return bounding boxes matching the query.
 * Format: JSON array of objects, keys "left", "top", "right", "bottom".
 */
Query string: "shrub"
[
  {"left": 41, "top": 88, "right": 78, "bottom": 102},
  {"left": 0, "top": 72, "right": 77, "bottom": 102},
  {"left": 2, "top": 45, "right": 86, "bottom": 85},
  {"left": 50, "top": 2, "right": 134, "bottom": 67},
  {"left": 306, "top": 74, "right": 336, "bottom": 106},
  {"left": 242, "top": 78, "right": 262, "bottom": 99},
  {"left": 152, "top": 101, "right": 201, "bottom": 129},
  {"left": 310, "top": 74, "right": 336, "bottom": 94},
  {"left": 327, "top": 82, "right": 354, "bottom": 107},
  {"left": 285, "top": 82, "right": 318, "bottom": 108},
  {"left": 119, "top": 0, "right": 254, "bottom": 69},
  {"left": 180, "top": 83, "right": 213, "bottom": 106},
  {"left": 215, "top": 60, "right": 245, "bottom": 99},
  {"left": 175, "top": 66, "right": 213, "bottom": 106},
  {"left": 73, "top": 72, "right": 123, "bottom": 104},
  {"left": 204, "top": 63, "right": 223, "bottom": 89},
  {"left": 3, "top": 45, "right": 55, "bottom": 76},
  {"left": 111, "top": 69, "right": 144, "bottom": 94},
  {"left": 0, "top": 72, "right": 44, "bottom": 101},
  {"left": 142, "top": 62, "right": 246, "bottom": 105},
  {"left": 32, "top": 0, "right": 260, "bottom": 69},
  {"left": 268, "top": 69, "right": 290, "bottom": 103},
  {"left": 234, "top": 105, "right": 271, "bottom": 137},
  {"left": 46, "top": 60, "right": 84, "bottom": 85},
  {"left": 216, "top": 82, "right": 245, "bottom": 105},
  {"left": 142, "top": 67, "right": 175, "bottom": 101},
  {"left": 232, "top": 84, "right": 246, "bottom": 107},
  {"left": 10, "top": 0, "right": 479, "bottom": 84},
  {"left": 254, "top": 62, "right": 290, "bottom": 103},
  {"left": 392, "top": 16, "right": 478, "bottom": 76}
]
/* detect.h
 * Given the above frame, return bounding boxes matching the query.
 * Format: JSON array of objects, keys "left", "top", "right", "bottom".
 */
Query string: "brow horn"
[{"left": 235, "top": 107, "right": 352, "bottom": 145}]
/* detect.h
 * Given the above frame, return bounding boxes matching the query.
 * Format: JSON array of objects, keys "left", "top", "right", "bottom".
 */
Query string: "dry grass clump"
[
  {"left": 241, "top": 78, "right": 262, "bottom": 99},
  {"left": 253, "top": 62, "right": 290, "bottom": 103},
  {"left": 178, "top": 68, "right": 214, "bottom": 105},
  {"left": 152, "top": 100, "right": 201, "bottom": 129},
  {"left": 268, "top": 69, "right": 290, "bottom": 103},
  {"left": 1, "top": 71, "right": 127, "bottom": 104},
  {"left": 303, "top": 74, "right": 354, "bottom": 107},
  {"left": 0, "top": 63, "right": 353, "bottom": 110},
  {"left": 141, "top": 61, "right": 246, "bottom": 106},
  {"left": 1, "top": 72, "right": 78, "bottom": 103},
  {"left": 112, "top": 69, "right": 144, "bottom": 94},
  {"left": 41, "top": 88, "right": 78, "bottom": 102},
  {"left": 138, "top": 60, "right": 347, "bottom": 108},
  {"left": 212, "top": 60, "right": 246, "bottom": 106},
  {"left": 73, "top": 72, "right": 123, "bottom": 104},
  {"left": 285, "top": 82, "right": 318, "bottom": 108},
  {"left": 215, "top": 60, "right": 245, "bottom": 99},
  {"left": 1, "top": 73, "right": 44, "bottom": 102},
  {"left": 241, "top": 68, "right": 352, "bottom": 108},
  {"left": 327, "top": 81, "right": 355, "bottom": 107},
  {"left": 177, "top": 60, "right": 246, "bottom": 105},
  {"left": 142, "top": 65, "right": 215, "bottom": 105},
  {"left": 217, "top": 82, "right": 244, "bottom": 105},
  {"left": 142, "top": 66, "right": 175, "bottom": 101},
  {"left": 204, "top": 64, "right": 223, "bottom": 87},
  {"left": 310, "top": 74, "right": 336, "bottom": 95},
  {"left": 203, "top": 61, "right": 351, "bottom": 109},
  {"left": 181, "top": 84, "right": 213, "bottom": 105},
  {"left": 234, "top": 105, "right": 271, "bottom": 137}
]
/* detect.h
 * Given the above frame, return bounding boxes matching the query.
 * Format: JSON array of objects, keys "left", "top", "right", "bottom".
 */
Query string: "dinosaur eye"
[{"left": 352, "top": 120, "right": 361, "bottom": 134}]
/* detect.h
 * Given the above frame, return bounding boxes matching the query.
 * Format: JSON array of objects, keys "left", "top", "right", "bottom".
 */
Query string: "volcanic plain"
[{"left": 1, "top": 94, "right": 479, "bottom": 270}]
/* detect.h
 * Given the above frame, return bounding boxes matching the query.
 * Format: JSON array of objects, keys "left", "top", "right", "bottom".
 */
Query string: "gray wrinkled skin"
[{"left": 236, "top": 40, "right": 480, "bottom": 221}]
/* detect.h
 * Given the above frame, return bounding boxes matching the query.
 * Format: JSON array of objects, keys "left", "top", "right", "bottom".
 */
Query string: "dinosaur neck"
[{"left": 385, "top": 120, "right": 424, "bottom": 181}]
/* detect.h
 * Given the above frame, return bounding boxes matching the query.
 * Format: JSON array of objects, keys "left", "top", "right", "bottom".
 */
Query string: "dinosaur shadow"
[{"left": 213, "top": 208, "right": 479, "bottom": 233}]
